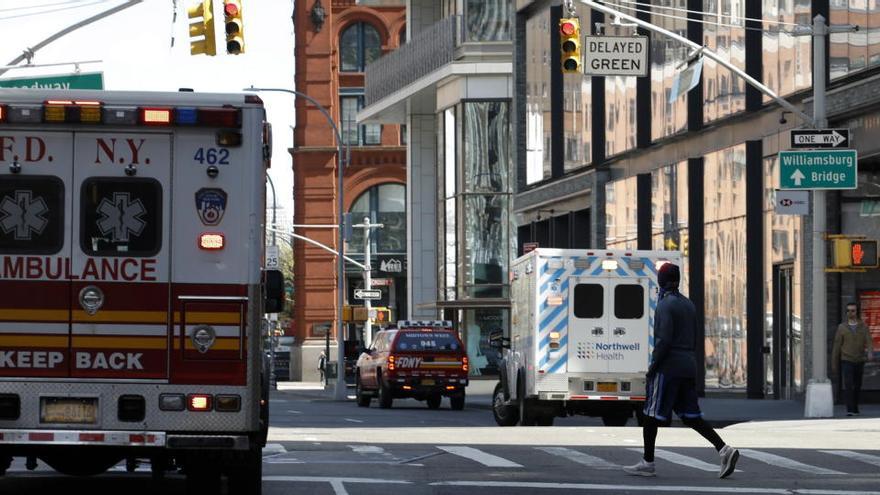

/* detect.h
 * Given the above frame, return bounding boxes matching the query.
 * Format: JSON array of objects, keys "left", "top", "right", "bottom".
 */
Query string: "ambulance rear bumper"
[{"left": 0, "top": 430, "right": 251, "bottom": 450}]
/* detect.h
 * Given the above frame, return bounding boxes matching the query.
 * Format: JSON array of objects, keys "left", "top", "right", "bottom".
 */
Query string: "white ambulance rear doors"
[
  {"left": 70, "top": 132, "right": 172, "bottom": 379},
  {"left": 567, "top": 268, "right": 650, "bottom": 375}
]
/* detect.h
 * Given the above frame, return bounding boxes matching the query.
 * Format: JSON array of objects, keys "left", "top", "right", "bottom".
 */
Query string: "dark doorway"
[{"left": 772, "top": 264, "right": 795, "bottom": 399}]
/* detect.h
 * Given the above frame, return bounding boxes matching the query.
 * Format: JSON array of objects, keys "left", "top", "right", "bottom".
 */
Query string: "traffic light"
[
  {"left": 832, "top": 238, "right": 879, "bottom": 269},
  {"left": 559, "top": 17, "right": 581, "bottom": 74},
  {"left": 188, "top": 0, "right": 216, "bottom": 56},
  {"left": 223, "top": 1, "right": 245, "bottom": 55},
  {"left": 851, "top": 240, "right": 878, "bottom": 268}
]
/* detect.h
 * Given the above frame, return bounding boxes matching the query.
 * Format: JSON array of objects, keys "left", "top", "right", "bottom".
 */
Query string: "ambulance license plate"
[
  {"left": 597, "top": 382, "right": 618, "bottom": 392},
  {"left": 421, "top": 379, "right": 435, "bottom": 386},
  {"left": 40, "top": 397, "right": 98, "bottom": 424}
]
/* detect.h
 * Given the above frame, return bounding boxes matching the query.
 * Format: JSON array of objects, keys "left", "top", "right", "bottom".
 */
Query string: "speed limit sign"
[{"left": 266, "top": 245, "right": 279, "bottom": 269}]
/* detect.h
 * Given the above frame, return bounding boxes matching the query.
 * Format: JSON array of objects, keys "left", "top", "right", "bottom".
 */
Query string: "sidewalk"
[{"left": 276, "top": 379, "right": 880, "bottom": 426}]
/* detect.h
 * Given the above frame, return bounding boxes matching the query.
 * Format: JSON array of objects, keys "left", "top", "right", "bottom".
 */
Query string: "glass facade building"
[{"left": 515, "top": 0, "right": 880, "bottom": 398}]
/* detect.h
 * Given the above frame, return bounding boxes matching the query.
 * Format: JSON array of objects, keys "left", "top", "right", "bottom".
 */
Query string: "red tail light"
[
  {"left": 462, "top": 356, "right": 469, "bottom": 373},
  {"left": 387, "top": 355, "right": 396, "bottom": 371},
  {"left": 187, "top": 394, "right": 213, "bottom": 411}
]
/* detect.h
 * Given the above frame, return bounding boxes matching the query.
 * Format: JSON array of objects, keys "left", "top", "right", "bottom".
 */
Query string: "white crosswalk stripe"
[
  {"left": 437, "top": 446, "right": 523, "bottom": 468},
  {"left": 740, "top": 449, "right": 845, "bottom": 475},
  {"left": 628, "top": 448, "right": 729, "bottom": 473},
  {"left": 819, "top": 450, "right": 880, "bottom": 469},
  {"left": 537, "top": 447, "right": 620, "bottom": 470}
]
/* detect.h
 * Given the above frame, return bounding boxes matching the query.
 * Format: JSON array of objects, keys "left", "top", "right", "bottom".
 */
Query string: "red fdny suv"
[{"left": 355, "top": 321, "right": 468, "bottom": 410}]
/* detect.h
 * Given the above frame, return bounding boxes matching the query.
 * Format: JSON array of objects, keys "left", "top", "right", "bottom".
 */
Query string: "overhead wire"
[
  {"left": 603, "top": 0, "right": 804, "bottom": 26},
  {"left": 601, "top": 1, "right": 805, "bottom": 34},
  {"left": 0, "top": 0, "right": 112, "bottom": 21}
]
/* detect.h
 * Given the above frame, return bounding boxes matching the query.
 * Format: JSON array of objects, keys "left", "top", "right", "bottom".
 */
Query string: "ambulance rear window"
[
  {"left": 614, "top": 284, "right": 645, "bottom": 319},
  {"left": 80, "top": 178, "right": 162, "bottom": 257},
  {"left": 0, "top": 176, "right": 64, "bottom": 255},
  {"left": 395, "top": 331, "right": 460, "bottom": 352},
  {"left": 573, "top": 284, "right": 603, "bottom": 318}
]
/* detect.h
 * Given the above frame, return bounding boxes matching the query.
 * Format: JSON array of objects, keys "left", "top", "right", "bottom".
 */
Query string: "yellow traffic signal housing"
[
  {"left": 559, "top": 17, "right": 581, "bottom": 74},
  {"left": 188, "top": 0, "right": 216, "bottom": 56},
  {"left": 224, "top": 1, "right": 245, "bottom": 54},
  {"left": 373, "top": 307, "right": 393, "bottom": 325}
]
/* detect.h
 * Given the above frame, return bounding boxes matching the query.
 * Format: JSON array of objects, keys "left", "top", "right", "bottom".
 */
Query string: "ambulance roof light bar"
[
  {"left": 396, "top": 320, "right": 453, "bottom": 328},
  {"left": 0, "top": 101, "right": 241, "bottom": 128}
]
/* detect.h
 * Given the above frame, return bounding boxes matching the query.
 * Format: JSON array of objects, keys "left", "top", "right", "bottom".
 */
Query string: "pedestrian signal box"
[
  {"left": 832, "top": 237, "right": 879, "bottom": 269},
  {"left": 559, "top": 18, "right": 581, "bottom": 74}
]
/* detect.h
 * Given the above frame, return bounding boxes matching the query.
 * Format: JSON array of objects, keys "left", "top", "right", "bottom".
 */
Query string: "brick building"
[{"left": 291, "top": 0, "right": 406, "bottom": 381}]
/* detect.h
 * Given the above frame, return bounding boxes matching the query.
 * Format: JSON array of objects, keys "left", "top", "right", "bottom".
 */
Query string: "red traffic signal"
[
  {"left": 559, "top": 18, "right": 581, "bottom": 74},
  {"left": 223, "top": 0, "right": 245, "bottom": 54}
]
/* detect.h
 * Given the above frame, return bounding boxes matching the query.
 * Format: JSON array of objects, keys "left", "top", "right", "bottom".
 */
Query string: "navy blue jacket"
[{"left": 648, "top": 291, "right": 698, "bottom": 378}]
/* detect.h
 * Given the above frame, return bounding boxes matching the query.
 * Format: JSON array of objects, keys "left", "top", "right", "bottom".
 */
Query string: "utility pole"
[
  {"left": 363, "top": 216, "right": 373, "bottom": 348},
  {"left": 804, "top": 14, "right": 832, "bottom": 418}
]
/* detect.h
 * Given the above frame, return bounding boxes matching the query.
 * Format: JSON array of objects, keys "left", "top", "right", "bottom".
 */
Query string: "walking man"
[
  {"left": 623, "top": 262, "right": 740, "bottom": 479},
  {"left": 831, "top": 302, "right": 871, "bottom": 416}
]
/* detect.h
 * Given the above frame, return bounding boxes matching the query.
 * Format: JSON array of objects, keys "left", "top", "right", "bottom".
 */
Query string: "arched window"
[
  {"left": 348, "top": 183, "right": 406, "bottom": 254},
  {"left": 340, "top": 22, "right": 381, "bottom": 72}
]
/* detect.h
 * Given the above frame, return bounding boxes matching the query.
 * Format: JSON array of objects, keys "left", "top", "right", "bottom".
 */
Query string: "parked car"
[{"left": 355, "top": 321, "right": 468, "bottom": 409}]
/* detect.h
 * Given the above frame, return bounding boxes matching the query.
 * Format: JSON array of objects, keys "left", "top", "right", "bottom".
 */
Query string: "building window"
[
  {"left": 340, "top": 93, "right": 382, "bottom": 146},
  {"left": 702, "top": 0, "right": 746, "bottom": 123},
  {"left": 340, "top": 22, "right": 381, "bottom": 72},
  {"left": 651, "top": 161, "right": 689, "bottom": 289},
  {"left": 348, "top": 183, "right": 406, "bottom": 256},
  {"left": 605, "top": 176, "right": 638, "bottom": 249},
  {"left": 525, "top": 7, "right": 552, "bottom": 184},
  {"left": 465, "top": 0, "right": 511, "bottom": 42},
  {"left": 703, "top": 144, "right": 748, "bottom": 389}
]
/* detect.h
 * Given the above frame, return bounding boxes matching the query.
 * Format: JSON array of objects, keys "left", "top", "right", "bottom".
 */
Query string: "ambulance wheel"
[
  {"left": 378, "top": 377, "right": 393, "bottom": 409},
  {"left": 227, "top": 447, "right": 262, "bottom": 495},
  {"left": 450, "top": 393, "right": 465, "bottom": 411},
  {"left": 517, "top": 382, "right": 538, "bottom": 426},
  {"left": 493, "top": 383, "right": 519, "bottom": 426},
  {"left": 427, "top": 394, "right": 442, "bottom": 409},
  {"left": 602, "top": 414, "right": 629, "bottom": 427},
  {"left": 356, "top": 376, "right": 371, "bottom": 407}
]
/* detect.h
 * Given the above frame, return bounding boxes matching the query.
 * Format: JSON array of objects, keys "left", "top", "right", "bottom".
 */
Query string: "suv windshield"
[{"left": 395, "top": 331, "right": 461, "bottom": 352}]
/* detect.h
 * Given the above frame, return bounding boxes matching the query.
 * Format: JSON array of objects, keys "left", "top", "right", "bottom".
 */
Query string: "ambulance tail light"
[
  {"left": 387, "top": 355, "right": 396, "bottom": 371},
  {"left": 199, "top": 232, "right": 225, "bottom": 250},
  {"left": 549, "top": 331, "right": 561, "bottom": 350},
  {"left": 159, "top": 394, "right": 186, "bottom": 411},
  {"left": 187, "top": 394, "right": 213, "bottom": 411},
  {"left": 0, "top": 105, "right": 6, "bottom": 123},
  {"left": 140, "top": 107, "right": 173, "bottom": 126},
  {"left": 462, "top": 356, "right": 469, "bottom": 373},
  {"left": 198, "top": 107, "right": 241, "bottom": 127},
  {"left": 601, "top": 259, "right": 619, "bottom": 271},
  {"left": 215, "top": 395, "right": 241, "bottom": 412}
]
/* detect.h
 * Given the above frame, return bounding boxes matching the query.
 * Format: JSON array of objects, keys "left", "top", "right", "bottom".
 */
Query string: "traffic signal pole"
[
  {"left": 0, "top": 0, "right": 143, "bottom": 77},
  {"left": 805, "top": 15, "right": 833, "bottom": 417}
]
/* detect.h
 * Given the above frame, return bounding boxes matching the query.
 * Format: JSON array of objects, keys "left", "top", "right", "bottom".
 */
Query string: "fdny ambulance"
[
  {"left": 0, "top": 89, "right": 281, "bottom": 492},
  {"left": 491, "top": 248, "right": 681, "bottom": 427}
]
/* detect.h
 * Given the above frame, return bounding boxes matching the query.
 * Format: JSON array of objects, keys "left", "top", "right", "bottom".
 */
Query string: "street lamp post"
[{"left": 245, "top": 86, "right": 350, "bottom": 401}]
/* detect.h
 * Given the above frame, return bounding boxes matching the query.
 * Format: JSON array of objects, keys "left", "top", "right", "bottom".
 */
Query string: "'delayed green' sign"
[
  {"left": 0, "top": 72, "right": 104, "bottom": 90},
  {"left": 779, "top": 149, "right": 858, "bottom": 190}
]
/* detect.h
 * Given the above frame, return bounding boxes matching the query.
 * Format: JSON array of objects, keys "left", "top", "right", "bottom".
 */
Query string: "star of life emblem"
[
  {"left": 96, "top": 192, "right": 147, "bottom": 242},
  {"left": 0, "top": 190, "right": 49, "bottom": 240}
]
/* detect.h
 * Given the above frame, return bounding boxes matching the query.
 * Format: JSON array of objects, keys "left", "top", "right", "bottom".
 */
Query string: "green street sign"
[
  {"left": 779, "top": 149, "right": 858, "bottom": 190},
  {"left": 0, "top": 72, "right": 104, "bottom": 90}
]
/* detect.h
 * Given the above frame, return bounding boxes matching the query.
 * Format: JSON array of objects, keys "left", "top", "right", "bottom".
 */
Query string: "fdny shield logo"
[{"left": 195, "top": 188, "right": 227, "bottom": 226}]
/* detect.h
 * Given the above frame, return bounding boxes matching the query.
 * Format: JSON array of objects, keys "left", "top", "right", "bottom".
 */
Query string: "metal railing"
[{"left": 365, "top": 16, "right": 458, "bottom": 106}]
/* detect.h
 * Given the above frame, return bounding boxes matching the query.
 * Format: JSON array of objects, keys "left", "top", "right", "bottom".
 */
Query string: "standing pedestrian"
[
  {"left": 623, "top": 262, "right": 740, "bottom": 479},
  {"left": 831, "top": 302, "right": 871, "bottom": 416}
]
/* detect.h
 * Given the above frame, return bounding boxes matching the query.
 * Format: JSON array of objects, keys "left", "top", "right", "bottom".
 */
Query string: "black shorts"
[{"left": 643, "top": 373, "right": 702, "bottom": 422}]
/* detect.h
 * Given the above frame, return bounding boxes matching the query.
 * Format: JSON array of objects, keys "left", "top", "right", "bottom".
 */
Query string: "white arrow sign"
[
  {"left": 790, "top": 169, "right": 806, "bottom": 186},
  {"left": 354, "top": 289, "right": 382, "bottom": 300}
]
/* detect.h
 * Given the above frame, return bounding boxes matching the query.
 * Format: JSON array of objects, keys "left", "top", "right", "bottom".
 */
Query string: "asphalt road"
[{"left": 1, "top": 389, "right": 879, "bottom": 494}]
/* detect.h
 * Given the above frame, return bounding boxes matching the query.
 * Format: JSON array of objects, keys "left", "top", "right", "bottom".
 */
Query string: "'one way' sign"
[{"left": 790, "top": 129, "right": 850, "bottom": 149}]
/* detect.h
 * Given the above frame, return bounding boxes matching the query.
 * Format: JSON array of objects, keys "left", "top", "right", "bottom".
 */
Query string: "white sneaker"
[
  {"left": 719, "top": 445, "right": 739, "bottom": 479},
  {"left": 623, "top": 459, "right": 656, "bottom": 477}
]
